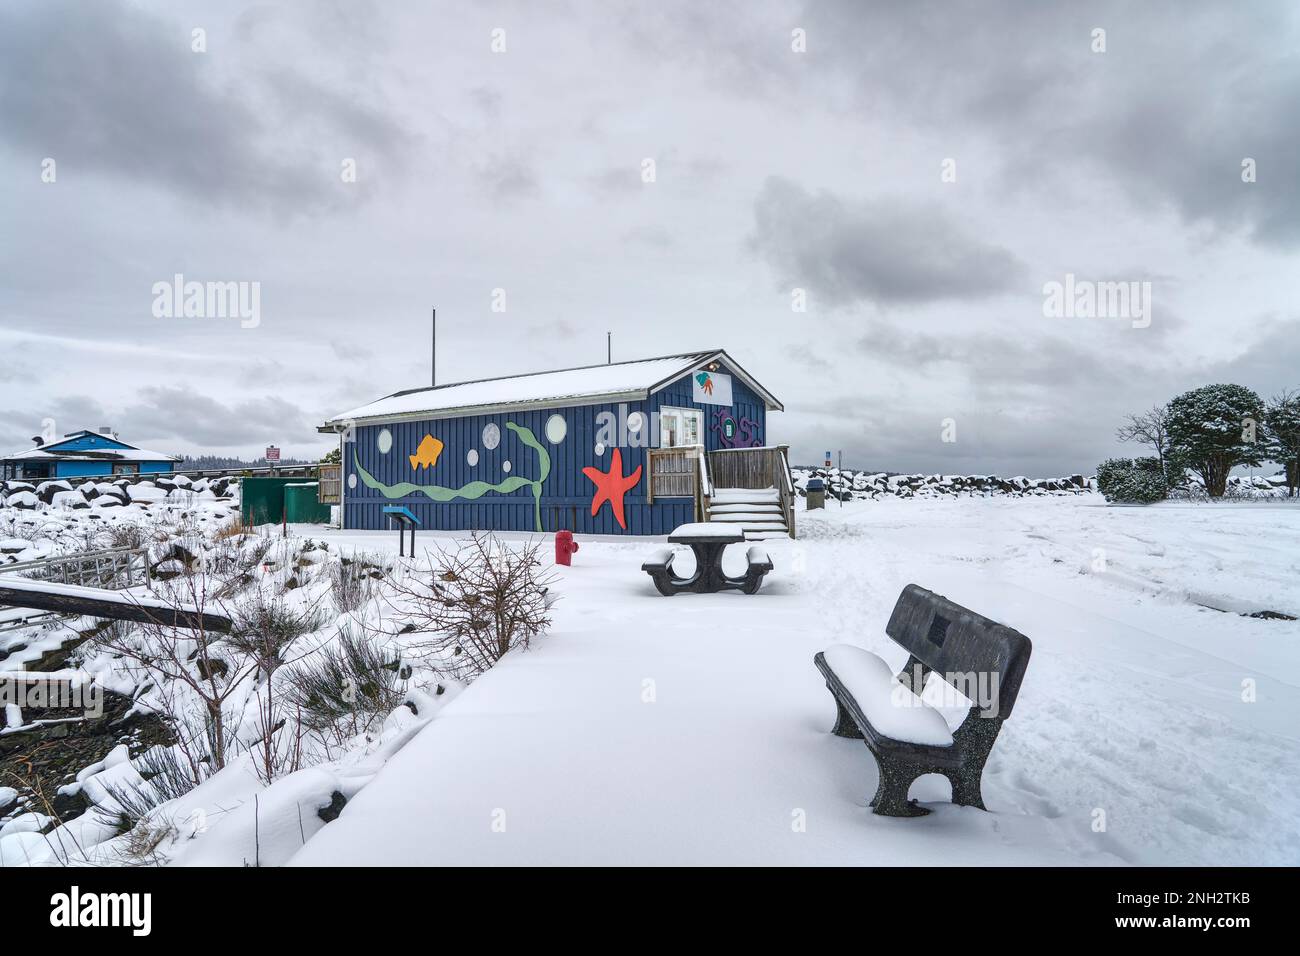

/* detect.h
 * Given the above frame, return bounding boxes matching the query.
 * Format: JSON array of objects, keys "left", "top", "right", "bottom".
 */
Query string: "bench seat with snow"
[
  {"left": 814, "top": 584, "right": 1032, "bottom": 817},
  {"left": 641, "top": 523, "right": 773, "bottom": 595}
]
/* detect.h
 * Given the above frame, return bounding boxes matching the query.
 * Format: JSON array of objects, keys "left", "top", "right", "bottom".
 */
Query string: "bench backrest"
[{"left": 885, "top": 584, "right": 1032, "bottom": 719}]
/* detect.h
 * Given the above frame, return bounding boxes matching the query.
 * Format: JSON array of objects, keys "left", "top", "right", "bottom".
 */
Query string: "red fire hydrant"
[{"left": 555, "top": 529, "right": 579, "bottom": 566}]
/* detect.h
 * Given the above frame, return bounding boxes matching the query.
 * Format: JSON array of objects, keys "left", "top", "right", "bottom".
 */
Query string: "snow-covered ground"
[
  {"left": 286, "top": 495, "right": 1300, "bottom": 866},
  {"left": 6, "top": 493, "right": 1296, "bottom": 866}
]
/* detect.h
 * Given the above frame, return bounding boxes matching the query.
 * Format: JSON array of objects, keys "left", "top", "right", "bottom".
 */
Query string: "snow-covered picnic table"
[{"left": 642, "top": 523, "right": 773, "bottom": 595}]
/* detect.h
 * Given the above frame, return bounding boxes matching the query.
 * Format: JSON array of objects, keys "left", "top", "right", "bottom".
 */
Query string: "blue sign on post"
[{"left": 382, "top": 505, "right": 421, "bottom": 557}]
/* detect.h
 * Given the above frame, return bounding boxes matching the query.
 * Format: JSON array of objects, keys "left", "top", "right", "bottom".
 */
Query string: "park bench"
[
  {"left": 813, "top": 584, "right": 1032, "bottom": 817},
  {"left": 642, "top": 526, "right": 773, "bottom": 595}
]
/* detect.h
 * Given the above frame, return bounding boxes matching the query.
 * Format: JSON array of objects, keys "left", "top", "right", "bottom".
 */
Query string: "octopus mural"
[{"left": 710, "top": 407, "right": 762, "bottom": 448}]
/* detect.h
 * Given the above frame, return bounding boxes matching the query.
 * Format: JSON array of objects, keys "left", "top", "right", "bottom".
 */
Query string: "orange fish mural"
[{"left": 409, "top": 434, "right": 445, "bottom": 470}]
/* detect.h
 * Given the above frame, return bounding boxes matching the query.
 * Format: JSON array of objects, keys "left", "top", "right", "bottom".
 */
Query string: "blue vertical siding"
[
  {"left": 54, "top": 461, "right": 114, "bottom": 478},
  {"left": 44, "top": 434, "right": 135, "bottom": 453},
  {"left": 342, "top": 360, "right": 770, "bottom": 535}
]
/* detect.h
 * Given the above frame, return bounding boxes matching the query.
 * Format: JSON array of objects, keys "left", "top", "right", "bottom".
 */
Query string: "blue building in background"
[
  {"left": 320, "top": 350, "right": 791, "bottom": 537},
  {"left": 0, "top": 429, "right": 180, "bottom": 481}
]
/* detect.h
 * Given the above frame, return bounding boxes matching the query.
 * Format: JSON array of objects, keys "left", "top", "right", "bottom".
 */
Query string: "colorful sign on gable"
[{"left": 691, "top": 370, "right": 733, "bottom": 406}]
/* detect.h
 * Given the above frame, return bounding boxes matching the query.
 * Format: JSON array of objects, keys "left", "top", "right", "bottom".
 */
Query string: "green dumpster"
[
  {"left": 284, "top": 482, "right": 331, "bottom": 524},
  {"left": 241, "top": 476, "right": 309, "bottom": 526}
]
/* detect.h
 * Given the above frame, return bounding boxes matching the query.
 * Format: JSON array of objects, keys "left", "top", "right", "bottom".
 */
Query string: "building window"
[
  {"left": 112, "top": 463, "right": 139, "bottom": 475},
  {"left": 659, "top": 406, "right": 702, "bottom": 448}
]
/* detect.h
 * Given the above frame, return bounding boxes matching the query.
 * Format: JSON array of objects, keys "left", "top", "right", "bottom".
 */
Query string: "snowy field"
[{"left": 288, "top": 495, "right": 1300, "bottom": 867}]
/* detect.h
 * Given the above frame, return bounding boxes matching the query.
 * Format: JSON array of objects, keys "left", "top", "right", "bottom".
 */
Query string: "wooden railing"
[
  {"left": 647, "top": 446, "right": 700, "bottom": 501},
  {"left": 317, "top": 463, "right": 342, "bottom": 504},
  {"left": 706, "top": 445, "right": 796, "bottom": 538},
  {"left": 0, "top": 546, "right": 150, "bottom": 633},
  {"left": 648, "top": 444, "right": 718, "bottom": 522}
]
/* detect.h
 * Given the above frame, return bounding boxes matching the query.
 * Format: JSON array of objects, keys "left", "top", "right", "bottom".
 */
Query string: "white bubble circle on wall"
[
  {"left": 503, "top": 460, "right": 512, "bottom": 473},
  {"left": 467, "top": 448, "right": 479, "bottom": 467},
  {"left": 482, "top": 423, "right": 500, "bottom": 450},
  {"left": 627, "top": 411, "right": 645, "bottom": 434},
  {"left": 595, "top": 442, "right": 606, "bottom": 456},
  {"left": 376, "top": 428, "right": 393, "bottom": 454},
  {"left": 545, "top": 414, "right": 567, "bottom": 444},
  {"left": 347, "top": 473, "right": 357, "bottom": 489}
]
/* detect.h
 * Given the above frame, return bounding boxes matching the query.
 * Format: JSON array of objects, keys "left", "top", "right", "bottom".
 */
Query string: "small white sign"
[{"left": 691, "top": 369, "right": 732, "bottom": 406}]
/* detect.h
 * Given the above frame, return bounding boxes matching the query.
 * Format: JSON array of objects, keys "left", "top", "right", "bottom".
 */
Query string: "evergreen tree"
[
  {"left": 1264, "top": 388, "right": 1300, "bottom": 497},
  {"left": 1165, "top": 384, "right": 1266, "bottom": 497}
]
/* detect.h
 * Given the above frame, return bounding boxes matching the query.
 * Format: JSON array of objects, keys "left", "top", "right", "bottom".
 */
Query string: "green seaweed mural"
[{"left": 352, "top": 422, "right": 552, "bottom": 531}]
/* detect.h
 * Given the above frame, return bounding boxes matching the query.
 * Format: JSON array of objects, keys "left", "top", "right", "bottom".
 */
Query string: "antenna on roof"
[
  {"left": 607, "top": 330, "right": 611, "bottom": 365},
  {"left": 431, "top": 308, "right": 437, "bottom": 387}
]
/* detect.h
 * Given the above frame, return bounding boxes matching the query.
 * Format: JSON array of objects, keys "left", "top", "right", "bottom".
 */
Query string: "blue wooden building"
[
  {"left": 320, "top": 350, "right": 795, "bottom": 538},
  {"left": 0, "top": 429, "right": 179, "bottom": 481}
]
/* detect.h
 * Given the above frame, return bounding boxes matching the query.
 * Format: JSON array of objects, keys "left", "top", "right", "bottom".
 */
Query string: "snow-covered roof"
[
  {"left": 322, "top": 349, "right": 783, "bottom": 428},
  {"left": 1, "top": 448, "right": 179, "bottom": 462},
  {"left": 1, "top": 431, "right": 179, "bottom": 463}
]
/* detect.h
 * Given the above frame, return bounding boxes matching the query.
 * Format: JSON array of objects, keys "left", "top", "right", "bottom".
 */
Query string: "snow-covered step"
[
  {"left": 711, "top": 487, "right": 780, "bottom": 504},
  {"left": 705, "top": 487, "right": 791, "bottom": 538},
  {"left": 708, "top": 502, "right": 782, "bottom": 515}
]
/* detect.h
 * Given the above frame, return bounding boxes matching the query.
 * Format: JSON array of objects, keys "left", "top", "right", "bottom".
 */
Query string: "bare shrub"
[
  {"left": 390, "top": 533, "right": 555, "bottom": 681},
  {"left": 205, "top": 535, "right": 273, "bottom": 599},
  {"left": 328, "top": 552, "right": 386, "bottom": 614},
  {"left": 85, "top": 570, "right": 254, "bottom": 772},
  {"left": 226, "top": 589, "right": 325, "bottom": 784},
  {"left": 117, "top": 817, "right": 177, "bottom": 866},
  {"left": 284, "top": 625, "right": 408, "bottom": 755},
  {"left": 103, "top": 520, "right": 149, "bottom": 550}
]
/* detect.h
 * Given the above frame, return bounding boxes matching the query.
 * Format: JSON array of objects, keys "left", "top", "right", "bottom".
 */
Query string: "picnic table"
[{"left": 641, "top": 523, "right": 773, "bottom": 596}]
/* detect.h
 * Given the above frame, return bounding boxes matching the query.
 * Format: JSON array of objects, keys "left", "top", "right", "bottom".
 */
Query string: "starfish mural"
[{"left": 582, "top": 448, "right": 643, "bottom": 530}]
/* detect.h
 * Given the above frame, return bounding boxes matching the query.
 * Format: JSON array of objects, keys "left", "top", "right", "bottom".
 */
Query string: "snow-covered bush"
[
  {"left": 1096, "top": 457, "right": 1168, "bottom": 504},
  {"left": 393, "top": 533, "right": 555, "bottom": 682}
]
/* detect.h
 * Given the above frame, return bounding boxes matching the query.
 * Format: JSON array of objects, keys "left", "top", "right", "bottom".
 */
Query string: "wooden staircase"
[
  {"left": 708, "top": 488, "right": 790, "bottom": 540},
  {"left": 645, "top": 443, "right": 797, "bottom": 539}
]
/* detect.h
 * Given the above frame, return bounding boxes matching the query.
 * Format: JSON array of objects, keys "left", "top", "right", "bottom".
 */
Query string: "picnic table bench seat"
[
  {"left": 642, "top": 529, "right": 773, "bottom": 596},
  {"left": 814, "top": 583, "right": 1032, "bottom": 817}
]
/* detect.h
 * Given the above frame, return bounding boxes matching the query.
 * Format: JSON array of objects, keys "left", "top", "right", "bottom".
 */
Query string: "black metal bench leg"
[
  {"left": 649, "top": 569, "right": 678, "bottom": 596},
  {"left": 948, "top": 770, "right": 986, "bottom": 810},
  {"left": 868, "top": 753, "right": 930, "bottom": 817},
  {"left": 948, "top": 712, "right": 1001, "bottom": 810},
  {"left": 827, "top": 685, "right": 863, "bottom": 739}
]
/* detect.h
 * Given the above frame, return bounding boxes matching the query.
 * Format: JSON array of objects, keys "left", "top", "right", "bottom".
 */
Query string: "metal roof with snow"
[
  {"left": 1, "top": 430, "right": 180, "bottom": 464},
  {"left": 321, "top": 348, "right": 783, "bottom": 430}
]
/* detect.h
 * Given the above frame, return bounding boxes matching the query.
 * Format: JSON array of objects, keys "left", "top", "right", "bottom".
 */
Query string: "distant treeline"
[{"left": 177, "top": 454, "right": 315, "bottom": 470}]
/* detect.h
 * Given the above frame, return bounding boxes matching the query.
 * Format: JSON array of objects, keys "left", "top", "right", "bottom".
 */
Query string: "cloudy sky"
[{"left": 1, "top": 0, "right": 1296, "bottom": 473}]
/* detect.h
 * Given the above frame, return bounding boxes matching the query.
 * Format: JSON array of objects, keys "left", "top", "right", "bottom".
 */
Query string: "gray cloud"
[
  {"left": 119, "top": 387, "right": 316, "bottom": 448},
  {"left": 798, "top": 0, "right": 1300, "bottom": 247},
  {"left": 0, "top": 0, "right": 412, "bottom": 215},
  {"left": 2, "top": 1, "right": 1297, "bottom": 474},
  {"left": 1, "top": 388, "right": 319, "bottom": 456},
  {"left": 476, "top": 154, "right": 540, "bottom": 201},
  {"left": 750, "top": 177, "right": 1023, "bottom": 306}
]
